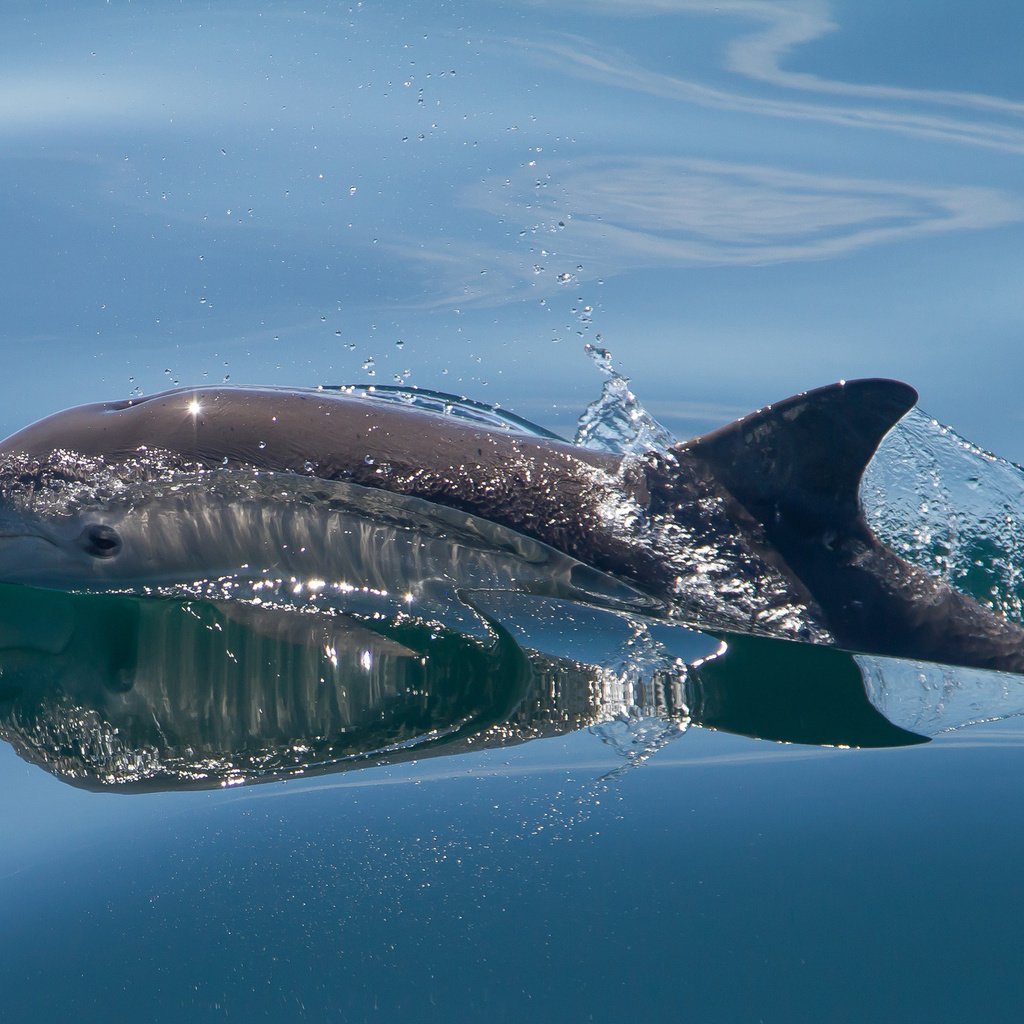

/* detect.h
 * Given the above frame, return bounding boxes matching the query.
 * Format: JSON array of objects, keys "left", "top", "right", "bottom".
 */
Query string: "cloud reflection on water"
[
  {"left": 527, "top": 32, "right": 1024, "bottom": 154},
  {"left": 526, "top": 0, "right": 1024, "bottom": 129},
  {"left": 418, "top": 157, "right": 1024, "bottom": 307}
]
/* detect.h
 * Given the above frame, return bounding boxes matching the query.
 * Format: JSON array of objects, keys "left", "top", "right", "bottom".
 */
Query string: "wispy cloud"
[
  {"left": 521, "top": 0, "right": 1024, "bottom": 153},
  {"left": 388, "top": 156, "right": 1024, "bottom": 308},
  {"left": 529, "top": 36, "right": 1024, "bottom": 153},
  {"left": 578, "top": 0, "right": 1024, "bottom": 114},
  {"left": 717, "top": 0, "right": 1024, "bottom": 115},
  {"left": 482, "top": 156, "right": 1023, "bottom": 263}
]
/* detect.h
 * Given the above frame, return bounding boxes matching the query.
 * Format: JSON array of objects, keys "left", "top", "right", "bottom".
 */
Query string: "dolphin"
[{"left": 1, "top": 378, "right": 1023, "bottom": 672}]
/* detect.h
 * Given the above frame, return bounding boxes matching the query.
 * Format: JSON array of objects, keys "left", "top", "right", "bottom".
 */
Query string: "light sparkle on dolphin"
[{"left": 1, "top": 379, "right": 1024, "bottom": 673}]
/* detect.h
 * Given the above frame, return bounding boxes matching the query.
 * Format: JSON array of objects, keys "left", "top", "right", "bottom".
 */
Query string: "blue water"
[
  {"left": 5, "top": 723, "right": 1024, "bottom": 1023},
  {"left": 4, "top": 2, "right": 1024, "bottom": 1021}
]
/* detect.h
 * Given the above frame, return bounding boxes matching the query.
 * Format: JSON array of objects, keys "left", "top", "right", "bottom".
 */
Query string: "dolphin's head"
[
  {"left": 0, "top": 449, "right": 207, "bottom": 589},
  {"left": 0, "top": 502, "right": 127, "bottom": 586}
]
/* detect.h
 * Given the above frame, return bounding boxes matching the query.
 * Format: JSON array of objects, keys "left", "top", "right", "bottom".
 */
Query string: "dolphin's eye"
[{"left": 80, "top": 524, "right": 122, "bottom": 559}]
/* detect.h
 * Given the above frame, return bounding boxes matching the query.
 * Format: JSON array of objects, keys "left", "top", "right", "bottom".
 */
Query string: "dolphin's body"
[{"left": 1, "top": 378, "right": 1023, "bottom": 672}]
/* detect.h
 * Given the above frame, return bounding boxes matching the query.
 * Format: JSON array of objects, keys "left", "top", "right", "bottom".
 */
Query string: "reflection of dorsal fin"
[{"left": 681, "top": 379, "right": 918, "bottom": 530}]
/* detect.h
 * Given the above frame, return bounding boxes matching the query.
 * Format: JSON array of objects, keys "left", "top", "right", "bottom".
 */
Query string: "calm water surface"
[{"left": 3, "top": 2, "right": 1024, "bottom": 1021}]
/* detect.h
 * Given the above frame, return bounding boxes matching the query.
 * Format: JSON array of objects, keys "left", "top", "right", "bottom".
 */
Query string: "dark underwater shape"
[
  {"left": 2, "top": 379, "right": 1024, "bottom": 671},
  {"left": 0, "top": 585, "right": 934, "bottom": 793},
  {"left": 0, "top": 587, "right": 531, "bottom": 791},
  {"left": 688, "top": 633, "right": 928, "bottom": 748},
  {"left": 0, "top": 587, "right": 681, "bottom": 791}
]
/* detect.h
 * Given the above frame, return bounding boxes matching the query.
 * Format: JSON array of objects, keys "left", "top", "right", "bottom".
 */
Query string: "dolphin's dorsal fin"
[{"left": 680, "top": 379, "right": 918, "bottom": 531}]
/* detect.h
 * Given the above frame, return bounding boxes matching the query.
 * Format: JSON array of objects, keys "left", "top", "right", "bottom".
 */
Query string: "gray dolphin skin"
[{"left": 1, "top": 378, "right": 1024, "bottom": 672}]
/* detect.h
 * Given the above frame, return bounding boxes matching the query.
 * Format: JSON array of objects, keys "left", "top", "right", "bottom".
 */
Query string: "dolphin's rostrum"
[{"left": 0, "top": 378, "right": 1022, "bottom": 672}]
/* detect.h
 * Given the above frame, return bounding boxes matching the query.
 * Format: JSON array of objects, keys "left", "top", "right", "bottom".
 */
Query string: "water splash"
[
  {"left": 857, "top": 653, "right": 1024, "bottom": 737},
  {"left": 864, "top": 408, "right": 1024, "bottom": 620},
  {"left": 574, "top": 345, "right": 677, "bottom": 455},
  {"left": 579, "top": 616, "right": 701, "bottom": 778}
]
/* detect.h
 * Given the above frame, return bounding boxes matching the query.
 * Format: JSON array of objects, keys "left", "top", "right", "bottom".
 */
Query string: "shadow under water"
[{"left": 10, "top": 581, "right": 1024, "bottom": 795}]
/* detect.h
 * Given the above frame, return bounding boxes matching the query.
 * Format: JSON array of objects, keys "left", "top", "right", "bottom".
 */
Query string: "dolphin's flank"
[{"left": 0, "top": 378, "right": 1022, "bottom": 673}]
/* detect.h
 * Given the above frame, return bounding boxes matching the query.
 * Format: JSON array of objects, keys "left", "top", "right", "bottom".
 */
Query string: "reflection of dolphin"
[
  {"left": 2, "top": 379, "right": 1024, "bottom": 671},
  {"left": 0, "top": 587, "right": 928, "bottom": 793},
  {"left": 0, "top": 587, "right": 685, "bottom": 791}
]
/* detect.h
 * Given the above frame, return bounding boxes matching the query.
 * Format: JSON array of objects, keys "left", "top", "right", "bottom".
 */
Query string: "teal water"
[{"left": 4, "top": 1, "right": 1024, "bottom": 1021}]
